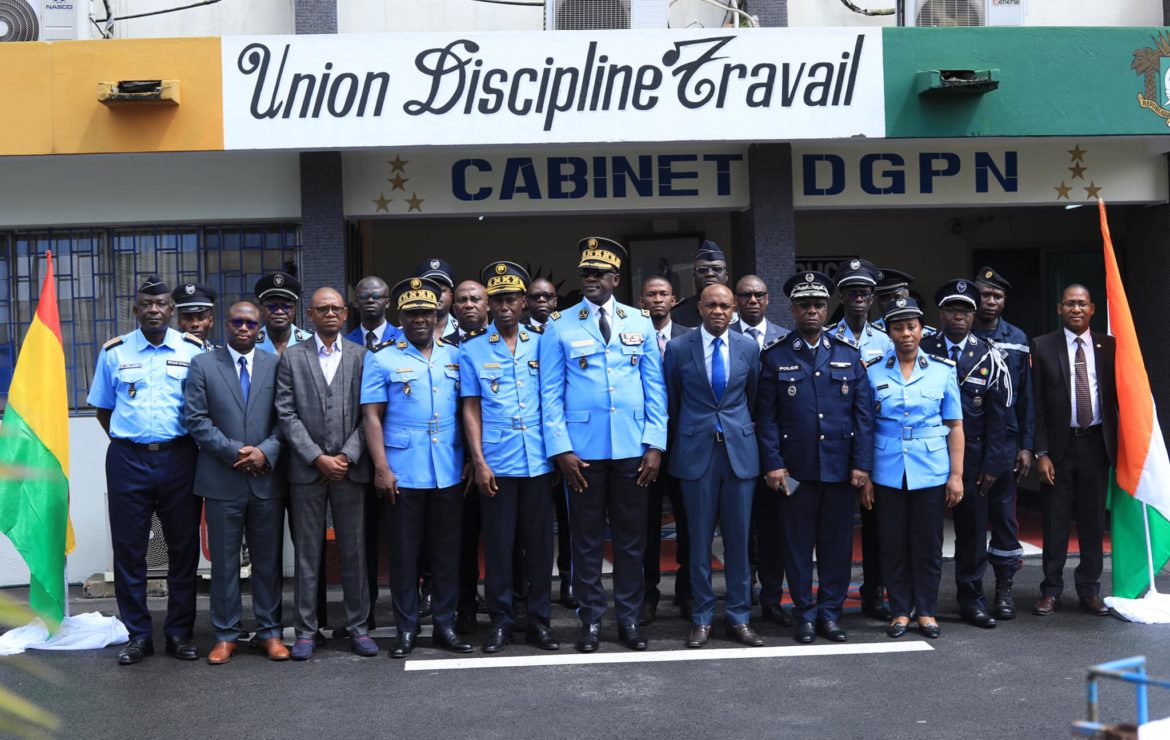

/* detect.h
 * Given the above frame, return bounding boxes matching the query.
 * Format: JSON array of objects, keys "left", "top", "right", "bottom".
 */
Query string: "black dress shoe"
[
  {"left": 525, "top": 624, "right": 560, "bottom": 651},
  {"left": 817, "top": 620, "right": 847, "bottom": 642},
  {"left": 886, "top": 620, "right": 909, "bottom": 639},
  {"left": 638, "top": 599, "right": 658, "bottom": 626},
  {"left": 560, "top": 580, "right": 578, "bottom": 609},
  {"left": 455, "top": 611, "right": 478, "bottom": 635},
  {"left": 686, "top": 624, "right": 711, "bottom": 648},
  {"left": 390, "top": 631, "right": 415, "bottom": 659},
  {"left": 760, "top": 602, "right": 793, "bottom": 627},
  {"left": 918, "top": 620, "right": 941, "bottom": 639},
  {"left": 962, "top": 608, "right": 998, "bottom": 629},
  {"left": 726, "top": 622, "right": 765, "bottom": 647},
  {"left": 164, "top": 635, "right": 198, "bottom": 661},
  {"left": 576, "top": 623, "right": 601, "bottom": 653},
  {"left": 434, "top": 626, "right": 474, "bottom": 653},
  {"left": 618, "top": 624, "right": 648, "bottom": 651},
  {"left": 994, "top": 579, "right": 1016, "bottom": 620},
  {"left": 118, "top": 638, "right": 154, "bottom": 665},
  {"left": 483, "top": 627, "right": 512, "bottom": 654},
  {"left": 861, "top": 596, "right": 892, "bottom": 622},
  {"left": 793, "top": 621, "right": 816, "bottom": 644}
]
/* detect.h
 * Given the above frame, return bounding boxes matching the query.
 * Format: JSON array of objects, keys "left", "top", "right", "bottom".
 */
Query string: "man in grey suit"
[
  {"left": 185, "top": 300, "right": 288, "bottom": 664},
  {"left": 664, "top": 283, "right": 764, "bottom": 649},
  {"left": 275, "top": 287, "right": 376, "bottom": 660}
]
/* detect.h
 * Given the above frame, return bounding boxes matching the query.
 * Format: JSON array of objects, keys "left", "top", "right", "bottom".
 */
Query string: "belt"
[
  {"left": 485, "top": 415, "right": 543, "bottom": 431},
  {"left": 395, "top": 419, "right": 456, "bottom": 433},
  {"left": 875, "top": 422, "right": 950, "bottom": 440},
  {"left": 114, "top": 436, "right": 190, "bottom": 452},
  {"left": 1072, "top": 425, "right": 1102, "bottom": 437}
]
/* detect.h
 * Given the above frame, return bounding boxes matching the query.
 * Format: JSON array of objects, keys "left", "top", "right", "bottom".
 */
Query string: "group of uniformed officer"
[{"left": 90, "top": 236, "right": 1036, "bottom": 663}]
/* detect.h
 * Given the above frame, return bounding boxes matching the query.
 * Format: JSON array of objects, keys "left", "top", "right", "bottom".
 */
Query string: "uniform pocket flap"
[
  {"left": 482, "top": 427, "right": 503, "bottom": 444},
  {"left": 565, "top": 409, "right": 589, "bottom": 423},
  {"left": 924, "top": 436, "right": 947, "bottom": 452},
  {"left": 479, "top": 367, "right": 503, "bottom": 380},
  {"left": 569, "top": 344, "right": 598, "bottom": 359},
  {"left": 385, "top": 431, "right": 410, "bottom": 449}
]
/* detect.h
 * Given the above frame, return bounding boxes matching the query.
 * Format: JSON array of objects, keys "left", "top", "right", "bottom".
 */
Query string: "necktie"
[
  {"left": 745, "top": 326, "right": 760, "bottom": 344},
  {"left": 598, "top": 306, "right": 611, "bottom": 344},
  {"left": 949, "top": 344, "right": 961, "bottom": 363},
  {"left": 657, "top": 331, "right": 667, "bottom": 355},
  {"left": 365, "top": 330, "right": 377, "bottom": 349},
  {"left": 711, "top": 337, "right": 726, "bottom": 432},
  {"left": 238, "top": 356, "right": 250, "bottom": 404},
  {"left": 1074, "top": 338, "right": 1092, "bottom": 427}
]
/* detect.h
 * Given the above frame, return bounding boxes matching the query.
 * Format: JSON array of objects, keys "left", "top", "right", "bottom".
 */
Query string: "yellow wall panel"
[{"left": 0, "top": 43, "right": 55, "bottom": 156}]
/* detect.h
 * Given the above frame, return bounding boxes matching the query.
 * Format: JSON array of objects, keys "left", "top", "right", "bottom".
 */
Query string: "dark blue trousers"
[
  {"left": 953, "top": 473, "right": 991, "bottom": 612},
  {"left": 480, "top": 474, "right": 553, "bottom": 629},
  {"left": 644, "top": 459, "right": 691, "bottom": 608},
  {"left": 752, "top": 479, "right": 786, "bottom": 609},
  {"left": 781, "top": 481, "right": 855, "bottom": 624},
  {"left": 386, "top": 484, "right": 462, "bottom": 633},
  {"left": 875, "top": 483, "right": 945, "bottom": 618},
  {"left": 105, "top": 438, "right": 201, "bottom": 641},
  {"left": 985, "top": 474, "right": 1023, "bottom": 582}
]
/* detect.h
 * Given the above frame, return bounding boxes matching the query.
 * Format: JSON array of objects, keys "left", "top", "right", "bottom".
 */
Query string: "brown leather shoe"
[
  {"left": 207, "top": 641, "right": 237, "bottom": 665},
  {"left": 1033, "top": 595, "right": 1059, "bottom": 616},
  {"left": 726, "top": 621, "right": 766, "bottom": 647},
  {"left": 685, "top": 624, "right": 711, "bottom": 648},
  {"left": 262, "top": 637, "right": 290, "bottom": 661},
  {"left": 1080, "top": 595, "right": 1111, "bottom": 617}
]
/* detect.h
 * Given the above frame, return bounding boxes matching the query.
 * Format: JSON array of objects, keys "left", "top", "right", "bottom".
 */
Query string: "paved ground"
[{"left": 2, "top": 557, "right": 1169, "bottom": 739}]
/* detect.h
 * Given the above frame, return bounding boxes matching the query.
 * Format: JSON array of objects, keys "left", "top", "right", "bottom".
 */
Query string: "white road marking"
[{"left": 404, "top": 640, "right": 933, "bottom": 671}]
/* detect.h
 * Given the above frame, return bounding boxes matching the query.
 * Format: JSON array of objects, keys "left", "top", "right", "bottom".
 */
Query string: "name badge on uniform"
[
  {"left": 118, "top": 362, "right": 142, "bottom": 370},
  {"left": 483, "top": 363, "right": 501, "bottom": 369},
  {"left": 571, "top": 339, "right": 594, "bottom": 348},
  {"left": 830, "top": 362, "right": 852, "bottom": 368},
  {"left": 778, "top": 365, "right": 799, "bottom": 372},
  {"left": 876, "top": 384, "right": 889, "bottom": 390},
  {"left": 964, "top": 376, "right": 987, "bottom": 386},
  {"left": 166, "top": 360, "right": 190, "bottom": 368},
  {"left": 620, "top": 333, "right": 643, "bottom": 346}
]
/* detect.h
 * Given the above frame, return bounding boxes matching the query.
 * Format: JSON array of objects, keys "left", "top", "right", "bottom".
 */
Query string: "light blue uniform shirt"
[
  {"left": 361, "top": 338, "right": 463, "bottom": 489},
  {"left": 255, "top": 324, "right": 311, "bottom": 354},
  {"left": 539, "top": 299, "right": 668, "bottom": 460},
  {"left": 87, "top": 328, "right": 205, "bottom": 443},
  {"left": 827, "top": 318, "right": 893, "bottom": 366},
  {"left": 867, "top": 349, "right": 963, "bottom": 490},
  {"left": 459, "top": 322, "right": 551, "bottom": 478}
]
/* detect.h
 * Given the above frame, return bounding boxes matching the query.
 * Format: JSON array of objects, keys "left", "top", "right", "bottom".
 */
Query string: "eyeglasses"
[
  {"left": 844, "top": 289, "right": 874, "bottom": 300},
  {"left": 528, "top": 292, "right": 557, "bottom": 301},
  {"left": 312, "top": 305, "right": 346, "bottom": 315},
  {"left": 794, "top": 301, "right": 828, "bottom": 311},
  {"left": 1061, "top": 300, "right": 1090, "bottom": 309},
  {"left": 265, "top": 302, "right": 295, "bottom": 314},
  {"left": 736, "top": 291, "right": 767, "bottom": 300},
  {"left": 694, "top": 265, "right": 727, "bottom": 276},
  {"left": 579, "top": 268, "right": 612, "bottom": 279},
  {"left": 356, "top": 292, "right": 387, "bottom": 301},
  {"left": 229, "top": 318, "right": 260, "bottom": 329}
]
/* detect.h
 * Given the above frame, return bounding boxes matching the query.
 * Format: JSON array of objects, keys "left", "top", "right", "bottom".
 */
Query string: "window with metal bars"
[{"left": 0, "top": 223, "right": 300, "bottom": 414}]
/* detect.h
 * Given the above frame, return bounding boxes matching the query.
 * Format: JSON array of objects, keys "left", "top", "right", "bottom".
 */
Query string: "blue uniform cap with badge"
[
  {"left": 414, "top": 257, "right": 456, "bottom": 289},
  {"left": 833, "top": 258, "right": 879, "bottom": 289},
  {"left": 392, "top": 276, "right": 442, "bottom": 311},
  {"left": 934, "top": 279, "right": 980, "bottom": 309},
  {"left": 481, "top": 261, "right": 530, "bottom": 296},
  {"left": 973, "top": 265, "right": 1013, "bottom": 292},
  {"left": 577, "top": 236, "right": 626, "bottom": 273},
  {"left": 882, "top": 295, "right": 923, "bottom": 323},
  {"left": 875, "top": 268, "right": 915, "bottom": 298},
  {"left": 171, "top": 282, "right": 215, "bottom": 313},
  {"left": 783, "top": 270, "right": 834, "bottom": 300},
  {"left": 254, "top": 271, "right": 301, "bottom": 304},
  {"left": 694, "top": 240, "right": 726, "bottom": 263}
]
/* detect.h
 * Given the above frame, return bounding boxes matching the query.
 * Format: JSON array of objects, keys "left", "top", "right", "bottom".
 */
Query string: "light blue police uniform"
[
  {"left": 867, "top": 349, "right": 963, "bottom": 490},
  {"left": 255, "top": 324, "right": 312, "bottom": 354},
  {"left": 539, "top": 300, "right": 668, "bottom": 460},
  {"left": 826, "top": 318, "right": 893, "bottom": 367},
  {"left": 361, "top": 337, "right": 463, "bottom": 489},
  {"left": 88, "top": 327, "right": 205, "bottom": 443},
  {"left": 459, "top": 322, "right": 551, "bottom": 477}
]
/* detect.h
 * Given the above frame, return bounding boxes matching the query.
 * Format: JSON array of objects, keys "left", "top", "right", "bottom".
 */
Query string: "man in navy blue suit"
[{"left": 664, "top": 283, "right": 764, "bottom": 649}]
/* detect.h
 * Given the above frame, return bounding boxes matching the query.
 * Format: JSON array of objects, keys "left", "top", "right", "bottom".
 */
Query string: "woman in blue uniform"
[{"left": 862, "top": 297, "right": 964, "bottom": 639}]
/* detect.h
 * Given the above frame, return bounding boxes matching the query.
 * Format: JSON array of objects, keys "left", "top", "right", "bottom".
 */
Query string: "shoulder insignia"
[
  {"left": 969, "top": 336, "right": 979, "bottom": 346},
  {"left": 525, "top": 322, "right": 544, "bottom": 334},
  {"left": 616, "top": 307, "right": 627, "bottom": 319},
  {"left": 102, "top": 336, "right": 125, "bottom": 350},
  {"left": 578, "top": 308, "right": 588, "bottom": 320},
  {"left": 865, "top": 356, "right": 884, "bottom": 367},
  {"left": 830, "top": 333, "right": 858, "bottom": 349},
  {"left": 295, "top": 329, "right": 312, "bottom": 340},
  {"left": 886, "top": 356, "right": 895, "bottom": 368},
  {"left": 371, "top": 339, "right": 396, "bottom": 352},
  {"left": 870, "top": 322, "right": 889, "bottom": 335},
  {"left": 435, "top": 336, "right": 446, "bottom": 346},
  {"left": 641, "top": 308, "right": 650, "bottom": 317},
  {"left": 549, "top": 311, "right": 561, "bottom": 321},
  {"left": 519, "top": 331, "right": 529, "bottom": 342},
  {"left": 489, "top": 333, "right": 500, "bottom": 343},
  {"left": 182, "top": 332, "right": 204, "bottom": 347},
  {"left": 463, "top": 328, "right": 487, "bottom": 341},
  {"left": 929, "top": 354, "right": 956, "bottom": 367},
  {"left": 257, "top": 330, "right": 266, "bottom": 343},
  {"left": 919, "top": 356, "right": 930, "bottom": 368},
  {"left": 761, "top": 337, "right": 783, "bottom": 352},
  {"left": 395, "top": 340, "right": 408, "bottom": 350}
]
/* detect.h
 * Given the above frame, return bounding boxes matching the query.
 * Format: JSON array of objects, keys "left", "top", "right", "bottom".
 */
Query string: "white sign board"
[
  {"left": 222, "top": 29, "right": 885, "bottom": 150},
  {"left": 342, "top": 147, "right": 749, "bottom": 217},
  {"left": 792, "top": 140, "right": 1167, "bottom": 208}
]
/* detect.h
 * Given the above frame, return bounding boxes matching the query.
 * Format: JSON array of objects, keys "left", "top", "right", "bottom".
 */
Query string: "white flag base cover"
[
  {"left": 0, "top": 612, "right": 127, "bottom": 656},
  {"left": 1105, "top": 592, "right": 1170, "bottom": 624}
]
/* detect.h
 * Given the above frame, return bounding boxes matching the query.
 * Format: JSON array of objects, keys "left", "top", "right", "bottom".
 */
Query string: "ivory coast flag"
[
  {"left": 1100, "top": 200, "right": 1170, "bottom": 598},
  {"left": 0, "top": 251, "right": 74, "bottom": 628}
]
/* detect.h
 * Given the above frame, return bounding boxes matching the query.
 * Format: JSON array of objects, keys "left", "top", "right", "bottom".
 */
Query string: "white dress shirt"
[
  {"left": 315, "top": 334, "right": 343, "bottom": 385},
  {"left": 585, "top": 296, "right": 616, "bottom": 343},
  {"left": 737, "top": 318, "right": 769, "bottom": 350},
  {"left": 944, "top": 335, "right": 968, "bottom": 358},
  {"left": 1064, "top": 327, "right": 1100, "bottom": 426},
  {"left": 226, "top": 345, "right": 255, "bottom": 381},
  {"left": 699, "top": 325, "right": 731, "bottom": 386}
]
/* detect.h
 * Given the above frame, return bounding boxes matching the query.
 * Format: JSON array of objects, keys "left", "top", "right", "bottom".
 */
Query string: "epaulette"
[
  {"left": 865, "top": 355, "right": 884, "bottom": 367},
  {"left": 929, "top": 354, "right": 956, "bottom": 367},
  {"left": 463, "top": 328, "right": 487, "bottom": 341},
  {"left": 395, "top": 340, "right": 408, "bottom": 349},
  {"left": 102, "top": 335, "right": 124, "bottom": 350},
  {"left": 434, "top": 336, "right": 446, "bottom": 347},
  {"left": 871, "top": 322, "right": 889, "bottom": 335},
  {"left": 295, "top": 329, "right": 312, "bottom": 340},
  {"left": 831, "top": 333, "right": 858, "bottom": 349},
  {"left": 761, "top": 337, "right": 783, "bottom": 352},
  {"left": 641, "top": 308, "right": 650, "bottom": 317},
  {"left": 549, "top": 311, "right": 562, "bottom": 321},
  {"left": 370, "top": 339, "right": 395, "bottom": 353},
  {"left": 525, "top": 322, "right": 544, "bottom": 334},
  {"left": 182, "top": 332, "right": 204, "bottom": 347}
]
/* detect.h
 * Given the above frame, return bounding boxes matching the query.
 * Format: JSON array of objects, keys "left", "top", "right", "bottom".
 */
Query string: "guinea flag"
[
  {"left": 0, "top": 251, "right": 74, "bottom": 629},
  {"left": 1100, "top": 200, "right": 1170, "bottom": 599}
]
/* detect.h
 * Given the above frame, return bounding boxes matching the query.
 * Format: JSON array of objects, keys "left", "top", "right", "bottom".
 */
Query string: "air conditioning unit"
[
  {"left": 545, "top": 0, "right": 668, "bottom": 30},
  {"left": 911, "top": 0, "right": 1026, "bottom": 27},
  {"left": 0, "top": 0, "right": 85, "bottom": 42}
]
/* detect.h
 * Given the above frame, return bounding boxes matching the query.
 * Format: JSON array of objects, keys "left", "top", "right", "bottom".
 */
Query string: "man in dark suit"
[
  {"left": 1030, "top": 284, "right": 1118, "bottom": 617},
  {"left": 665, "top": 283, "right": 764, "bottom": 648},
  {"left": 185, "top": 300, "right": 288, "bottom": 664},
  {"left": 639, "top": 275, "right": 693, "bottom": 624},
  {"left": 731, "top": 274, "right": 792, "bottom": 627},
  {"left": 276, "top": 287, "right": 376, "bottom": 659}
]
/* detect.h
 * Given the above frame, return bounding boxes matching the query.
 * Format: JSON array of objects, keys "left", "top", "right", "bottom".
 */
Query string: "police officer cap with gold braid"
[
  {"left": 882, "top": 295, "right": 924, "bottom": 324},
  {"left": 138, "top": 274, "right": 170, "bottom": 296},
  {"left": 481, "top": 261, "right": 530, "bottom": 296},
  {"left": 392, "top": 276, "right": 441, "bottom": 312},
  {"left": 783, "top": 270, "right": 834, "bottom": 300},
  {"left": 577, "top": 236, "right": 627, "bottom": 273}
]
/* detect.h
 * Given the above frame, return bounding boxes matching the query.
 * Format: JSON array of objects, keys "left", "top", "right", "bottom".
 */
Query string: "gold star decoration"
[
  {"left": 388, "top": 155, "right": 409, "bottom": 174},
  {"left": 1085, "top": 182, "right": 1102, "bottom": 199},
  {"left": 1054, "top": 181, "right": 1072, "bottom": 200},
  {"left": 1068, "top": 144, "right": 1087, "bottom": 162},
  {"left": 389, "top": 173, "right": 409, "bottom": 191},
  {"left": 372, "top": 193, "right": 392, "bottom": 212},
  {"left": 1068, "top": 162, "right": 1087, "bottom": 179},
  {"left": 406, "top": 192, "right": 424, "bottom": 212}
]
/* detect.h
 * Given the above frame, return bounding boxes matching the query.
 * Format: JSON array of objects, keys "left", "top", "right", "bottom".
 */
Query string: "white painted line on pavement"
[{"left": 404, "top": 640, "right": 933, "bottom": 671}]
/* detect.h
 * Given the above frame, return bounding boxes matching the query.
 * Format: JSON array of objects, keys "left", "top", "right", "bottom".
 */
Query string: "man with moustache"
[
  {"left": 173, "top": 282, "right": 218, "bottom": 350},
  {"left": 255, "top": 272, "right": 312, "bottom": 354},
  {"left": 671, "top": 241, "right": 733, "bottom": 329},
  {"left": 415, "top": 258, "right": 459, "bottom": 340}
]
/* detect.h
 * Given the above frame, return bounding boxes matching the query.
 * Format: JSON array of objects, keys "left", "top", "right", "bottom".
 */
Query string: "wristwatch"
[{"left": 1034, "top": 450, "right": 1048, "bottom": 458}]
